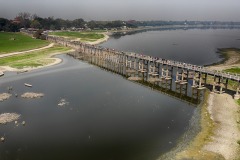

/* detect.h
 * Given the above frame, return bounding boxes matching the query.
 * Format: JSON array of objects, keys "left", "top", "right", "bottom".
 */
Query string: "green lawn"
[
  {"left": 49, "top": 31, "right": 105, "bottom": 42},
  {"left": 0, "top": 45, "right": 71, "bottom": 69},
  {"left": 224, "top": 67, "right": 240, "bottom": 74},
  {"left": 0, "top": 32, "right": 49, "bottom": 54}
]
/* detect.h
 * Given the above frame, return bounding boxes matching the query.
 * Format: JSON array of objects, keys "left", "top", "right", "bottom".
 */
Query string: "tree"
[
  {"left": 30, "top": 13, "right": 38, "bottom": 21},
  {"left": 4, "top": 23, "right": 20, "bottom": 32},
  {"left": 50, "top": 24, "right": 56, "bottom": 30},
  {"left": 17, "top": 12, "right": 31, "bottom": 28},
  {"left": 87, "top": 21, "right": 97, "bottom": 29},
  {"left": 0, "top": 18, "right": 9, "bottom": 31},
  {"left": 30, "top": 20, "right": 41, "bottom": 29},
  {"left": 72, "top": 18, "right": 85, "bottom": 28},
  {"left": 18, "top": 12, "right": 30, "bottom": 20}
]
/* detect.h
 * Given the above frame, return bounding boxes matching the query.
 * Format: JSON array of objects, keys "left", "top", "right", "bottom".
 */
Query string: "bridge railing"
[
  {"left": 124, "top": 52, "right": 240, "bottom": 81},
  {"left": 47, "top": 35, "right": 240, "bottom": 82}
]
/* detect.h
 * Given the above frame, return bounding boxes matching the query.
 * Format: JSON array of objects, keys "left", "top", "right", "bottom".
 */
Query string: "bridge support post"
[
  {"left": 234, "top": 87, "right": 240, "bottom": 100},
  {"left": 204, "top": 73, "right": 208, "bottom": 86},
  {"left": 225, "top": 78, "right": 229, "bottom": 89},
  {"left": 146, "top": 60, "right": 150, "bottom": 81}
]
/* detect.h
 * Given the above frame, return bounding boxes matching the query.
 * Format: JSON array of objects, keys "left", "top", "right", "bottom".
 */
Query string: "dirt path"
[
  {"left": 0, "top": 43, "right": 54, "bottom": 58},
  {"left": 204, "top": 93, "right": 240, "bottom": 160}
]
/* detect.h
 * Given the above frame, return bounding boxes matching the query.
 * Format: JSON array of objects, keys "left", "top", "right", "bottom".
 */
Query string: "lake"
[
  {"left": 102, "top": 28, "right": 240, "bottom": 65},
  {"left": 0, "top": 55, "right": 195, "bottom": 160},
  {"left": 1, "top": 28, "right": 239, "bottom": 160}
]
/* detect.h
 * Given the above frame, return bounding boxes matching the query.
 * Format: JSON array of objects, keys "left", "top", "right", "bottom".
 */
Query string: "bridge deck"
[{"left": 125, "top": 52, "right": 240, "bottom": 81}]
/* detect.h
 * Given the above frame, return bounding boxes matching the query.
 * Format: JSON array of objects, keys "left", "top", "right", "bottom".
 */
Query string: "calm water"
[
  {"left": 102, "top": 29, "right": 240, "bottom": 65},
  {"left": 0, "top": 55, "right": 195, "bottom": 160},
  {"left": 1, "top": 28, "right": 239, "bottom": 160}
]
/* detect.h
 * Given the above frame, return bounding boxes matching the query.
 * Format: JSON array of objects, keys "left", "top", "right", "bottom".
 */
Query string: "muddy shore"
[{"left": 161, "top": 49, "right": 240, "bottom": 160}]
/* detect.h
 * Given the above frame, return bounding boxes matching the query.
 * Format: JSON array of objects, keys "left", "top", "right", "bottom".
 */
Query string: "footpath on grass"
[{"left": 0, "top": 43, "right": 54, "bottom": 58}]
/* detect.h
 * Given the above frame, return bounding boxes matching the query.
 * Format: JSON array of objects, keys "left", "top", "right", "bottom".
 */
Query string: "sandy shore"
[
  {"left": 174, "top": 49, "right": 240, "bottom": 160},
  {"left": 207, "top": 49, "right": 240, "bottom": 71},
  {"left": 202, "top": 49, "right": 240, "bottom": 159},
  {"left": 203, "top": 93, "right": 240, "bottom": 160},
  {"left": 163, "top": 49, "right": 240, "bottom": 160}
]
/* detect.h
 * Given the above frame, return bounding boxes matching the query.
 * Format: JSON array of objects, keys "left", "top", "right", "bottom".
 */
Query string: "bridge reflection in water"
[{"left": 68, "top": 52, "right": 203, "bottom": 105}]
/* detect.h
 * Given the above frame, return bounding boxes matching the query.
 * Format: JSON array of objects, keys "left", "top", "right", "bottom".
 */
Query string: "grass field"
[
  {"left": 49, "top": 31, "right": 105, "bottom": 42},
  {"left": 0, "top": 32, "right": 49, "bottom": 54},
  {"left": 0, "top": 45, "right": 71, "bottom": 69},
  {"left": 224, "top": 67, "right": 240, "bottom": 74}
]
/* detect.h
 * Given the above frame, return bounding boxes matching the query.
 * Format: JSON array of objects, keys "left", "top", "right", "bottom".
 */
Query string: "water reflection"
[
  {"left": 0, "top": 55, "right": 195, "bottom": 160},
  {"left": 72, "top": 53, "right": 203, "bottom": 105}
]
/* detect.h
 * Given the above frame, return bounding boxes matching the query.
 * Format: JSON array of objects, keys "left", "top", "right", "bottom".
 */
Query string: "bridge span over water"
[{"left": 47, "top": 35, "right": 240, "bottom": 102}]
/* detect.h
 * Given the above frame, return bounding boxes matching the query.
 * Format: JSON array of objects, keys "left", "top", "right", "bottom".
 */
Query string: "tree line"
[
  {"left": 0, "top": 12, "right": 137, "bottom": 32},
  {"left": 2, "top": 12, "right": 239, "bottom": 32}
]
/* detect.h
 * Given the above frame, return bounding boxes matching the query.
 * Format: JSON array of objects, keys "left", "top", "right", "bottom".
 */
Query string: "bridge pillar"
[
  {"left": 147, "top": 62, "right": 160, "bottom": 84},
  {"left": 203, "top": 73, "right": 208, "bottom": 85},
  {"left": 146, "top": 60, "right": 150, "bottom": 81},
  {"left": 234, "top": 87, "right": 240, "bottom": 100},
  {"left": 158, "top": 63, "right": 162, "bottom": 78},
  {"left": 212, "top": 76, "right": 226, "bottom": 94},
  {"left": 123, "top": 54, "right": 127, "bottom": 76},
  {"left": 175, "top": 69, "right": 188, "bottom": 95},
  {"left": 161, "top": 65, "right": 172, "bottom": 89}
]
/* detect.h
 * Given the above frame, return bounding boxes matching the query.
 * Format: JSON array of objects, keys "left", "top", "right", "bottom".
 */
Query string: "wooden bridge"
[{"left": 47, "top": 35, "right": 240, "bottom": 101}]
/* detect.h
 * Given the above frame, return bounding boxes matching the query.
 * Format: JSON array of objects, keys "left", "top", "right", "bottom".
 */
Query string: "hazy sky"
[{"left": 0, "top": 0, "right": 240, "bottom": 21}]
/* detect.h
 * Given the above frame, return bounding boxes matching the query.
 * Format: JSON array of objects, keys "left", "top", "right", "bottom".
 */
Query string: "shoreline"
[
  {"left": 50, "top": 32, "right": 110, "bottom": 46},
  {"left": 167, "top": 48, "right": 240, "bottom": 160},
  {"left": 205, "top": 48, "right": 240, "bottom": 67},
  {"left": 86, "top": 33, "right": 109, "bottom": 45},
  {"left": 0, "top": 49, "right": 75, "bottom": 73},
  {"left": 202, "top": 48, "right": 240, "bottom": 159},
  {"left": 206, "top": 48, "right": 240, "bottom": 71}
]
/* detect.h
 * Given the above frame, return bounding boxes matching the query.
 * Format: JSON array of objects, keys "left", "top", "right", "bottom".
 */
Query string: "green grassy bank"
[
  {"left": 0, "top": 45, "right": 71, "bottom": 69},
  {"left": 49, "top": 31, "right": 105, "bottom": 42},
  {"left": 0, "top": 32, "right": 49, "bottom": 54}
]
